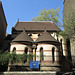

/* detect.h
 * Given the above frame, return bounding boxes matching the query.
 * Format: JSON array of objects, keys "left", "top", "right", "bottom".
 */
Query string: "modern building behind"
[
  {"left": 0, "top": 1, "right": 7, "bottom": 48},
  {"left": 63, "top": 0, "right": 75, "bottom": 70}
]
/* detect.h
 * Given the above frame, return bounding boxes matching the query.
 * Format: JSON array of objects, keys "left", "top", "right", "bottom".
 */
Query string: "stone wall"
[
  {"left": 2, "top": 71, "right": 63, "bottom": 75},
  {"left": 63, "top": 0, "right": 75, "bottom": 69},
  {"left": 9, "top": 31, "right": 71, "bottom": 71},
  {"left": 10, "top": 43, "right": 32, "bottom": 54}
]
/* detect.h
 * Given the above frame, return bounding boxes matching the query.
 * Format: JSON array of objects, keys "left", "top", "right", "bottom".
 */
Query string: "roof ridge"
[
  {"left": 19, "top": 21, "right": 53, "bottom": 23},
  {"left": 14, "top": 21, "right": 61, "bottom": 31}
]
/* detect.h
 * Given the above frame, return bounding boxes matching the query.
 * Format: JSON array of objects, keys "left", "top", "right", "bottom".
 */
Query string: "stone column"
[
  {"left": 32, "top": 44, "right": 37, "bottom": 61},
  {"left": 27, "top": 49, "right": 30, "bottom": 63},
  {"left": 33, "top": 48, "right": 36, "bottom": 61},
  {"left": 62, "top": 40, "right": 68, "bottom": 57}
]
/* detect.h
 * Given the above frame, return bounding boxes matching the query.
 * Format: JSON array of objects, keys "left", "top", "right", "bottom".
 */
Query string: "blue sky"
[{"left": 0, "top": 0, "right": 64, "bottom": 34}]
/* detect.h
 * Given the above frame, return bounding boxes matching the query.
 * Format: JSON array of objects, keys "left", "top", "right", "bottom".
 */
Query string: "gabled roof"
[
  {"left": 12, "top": 31, "right": 33, "bottom": 43},
  {"left": 14, "top": 21, "right": 61, "bottom": 31},
  {"left": 36, "top": 30, "right": 57, "bottom": 43}
]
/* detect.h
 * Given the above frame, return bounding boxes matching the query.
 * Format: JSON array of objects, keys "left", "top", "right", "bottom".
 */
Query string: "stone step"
[{"left": 0, "top": 71, "right": 63, "bottom": 75}]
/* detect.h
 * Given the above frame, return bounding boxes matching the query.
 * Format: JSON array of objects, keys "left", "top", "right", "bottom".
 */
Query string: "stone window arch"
[
  {"left": 52, "top": 47, "right": 55, "bottom": 63},
  {"left": 40, "top": 47, "right": 44, "bottom": 62},
  {"left": 13, "top": 47, "right": 16, "bottom": 53}
]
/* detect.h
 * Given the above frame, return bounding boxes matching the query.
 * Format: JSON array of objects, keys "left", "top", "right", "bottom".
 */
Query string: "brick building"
[{"left": 8, "top": 21, "right": 71, "bottom": 71}]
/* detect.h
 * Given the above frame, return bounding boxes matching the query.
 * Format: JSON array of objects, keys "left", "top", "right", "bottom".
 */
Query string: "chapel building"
[{"left": 9, "top": 21, "right": 71, "bottom": 71}]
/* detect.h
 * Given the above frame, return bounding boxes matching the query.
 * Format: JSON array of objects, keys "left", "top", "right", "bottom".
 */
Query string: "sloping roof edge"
[
  {"left": 36, "top": 30, "right": 58, "bottom": 42},
  {"left": 12, "top": 31, "right": 33, "bottom": 43}
]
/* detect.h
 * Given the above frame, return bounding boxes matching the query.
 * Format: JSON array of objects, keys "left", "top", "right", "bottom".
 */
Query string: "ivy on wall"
[{"left": 0, "top": 51, "right": 33, "bottom": 66}]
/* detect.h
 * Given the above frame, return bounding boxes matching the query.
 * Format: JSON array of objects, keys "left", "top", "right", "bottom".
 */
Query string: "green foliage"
[
  {"left": 62, "top": 11, "right": 75, "bottom": 40},
  {"left": 9, "top": 53, "right": 33, "bottom": 63},
  {"left": 0, "top": 51, "right": 33, "bottom": 65},
  {"left": 9, "top": 53, "right": 16, "bottom": 63},
  {"left": 16, "top": 54, "right": 24, "bottom": 62},
  {"left": 31, "top": 8, "right": 60, "bottom": 26},
  {"left": 28, "top": 53, "right": 33, "bottom": 61},
  {"left": 0, "top": 51, "right": 9, "bottom": 65}
]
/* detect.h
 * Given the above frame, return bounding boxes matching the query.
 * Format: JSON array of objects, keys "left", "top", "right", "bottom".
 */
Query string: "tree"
[
  {"left": 62, "top": 11, "right": 75, "bottom": 40},
  {"left": 31, "top": 8, "right": 60, "bottom": 26},
  {"left": 0, "top": 51, "right": 9, "bottom": 65},
  {"left": 0, "top": 51, "right": 33, "bottom": 71}
]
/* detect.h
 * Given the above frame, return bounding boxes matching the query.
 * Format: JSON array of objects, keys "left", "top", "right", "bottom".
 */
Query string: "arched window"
[
  {"left": 13, "top": 47, "right": 16, "bottom": 53},
  {"left": 66, "top": 39, "right": 71, "bottom": 60},
  {"left": 60, "top": 39, "right": 63, "bottom": 55},
  {"left": 24, "top": 47, "right": 28, "bottom": 63},
  {"left": 24, "top": 47, "right": 28, "bottom": 54},
  {"left": 40, "top": 47, "right": 44, "bottom": 62},
  {"left": 52, "top": 47, "right": 55, "bottom": 63}
]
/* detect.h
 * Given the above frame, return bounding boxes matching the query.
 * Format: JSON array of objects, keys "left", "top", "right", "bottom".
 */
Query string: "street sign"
[{"left": 30, "top": 61, "right": 39, "bottom": 69}]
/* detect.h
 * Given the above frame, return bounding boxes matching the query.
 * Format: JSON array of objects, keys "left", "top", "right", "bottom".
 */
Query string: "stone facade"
[
  {"left": 10, "top": 43, "right": 32, "bottom": 54},
  {"left": 9, "top": 21, "right": 71, "bottom": 71}
]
